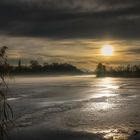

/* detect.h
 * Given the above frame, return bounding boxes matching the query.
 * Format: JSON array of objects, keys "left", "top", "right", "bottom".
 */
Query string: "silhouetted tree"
[
  {"left": 18, "top": 59, "right": 21, "bottom": 68},
  {"left": 96, "top": 63, "right": 106, "bottom": 76},
  {"left": 30, "top": 60, "right": 41, "bottom": 68}
]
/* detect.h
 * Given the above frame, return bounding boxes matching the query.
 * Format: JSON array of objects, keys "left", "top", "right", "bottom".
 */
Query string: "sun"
[{"left": 101, "top": 45, "right": 113, "bottom": 56}]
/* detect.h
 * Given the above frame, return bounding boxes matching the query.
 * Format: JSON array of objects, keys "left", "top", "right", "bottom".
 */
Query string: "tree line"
[
  {"left": 10, "top": 60, "right": 83, "bottom": 75},
  {"left": 96, "top": 63, "right": 140, "bottom": 77}
]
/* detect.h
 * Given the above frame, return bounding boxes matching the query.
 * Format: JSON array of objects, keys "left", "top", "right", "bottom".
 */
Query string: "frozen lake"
[{"left": 7, "top": 75, "right": 140, "bottom": 140}]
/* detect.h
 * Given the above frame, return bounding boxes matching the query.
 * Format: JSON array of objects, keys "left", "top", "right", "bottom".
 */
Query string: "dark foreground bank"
[{"left": 9, "top": 127, "right": 140, "bottom": 140}]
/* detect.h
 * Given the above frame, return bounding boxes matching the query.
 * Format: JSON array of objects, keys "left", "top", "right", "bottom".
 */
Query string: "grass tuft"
[{"left": 0, "top": 46, "right": 13, "bottom": 140}]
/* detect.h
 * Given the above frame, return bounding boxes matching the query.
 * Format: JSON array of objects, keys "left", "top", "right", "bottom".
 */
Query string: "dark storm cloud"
[{"left": 0, "top": 0, "right": 140, "bottom": 39}]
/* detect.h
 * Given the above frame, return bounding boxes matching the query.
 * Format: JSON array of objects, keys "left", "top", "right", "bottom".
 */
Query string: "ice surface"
[{"left": 8, "top": 75, "right": 140, "bottom": 139}]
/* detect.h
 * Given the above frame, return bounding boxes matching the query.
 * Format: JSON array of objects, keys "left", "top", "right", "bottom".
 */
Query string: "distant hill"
[{"left": 10, "top": 62, "right": 84, "bottom": 75}]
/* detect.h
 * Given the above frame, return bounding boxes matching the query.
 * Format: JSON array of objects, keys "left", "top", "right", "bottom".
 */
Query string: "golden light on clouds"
[
  {"left": 101, "top": 45, "right": 114, "bottom": 56},
  {"left": 0, "top": 36, "right": 140, "bottom": 70}
]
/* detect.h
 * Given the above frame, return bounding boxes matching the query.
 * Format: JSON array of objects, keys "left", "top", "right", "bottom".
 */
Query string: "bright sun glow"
[{"left": 101, "top": 45, "right": 113, "bottom": 56}]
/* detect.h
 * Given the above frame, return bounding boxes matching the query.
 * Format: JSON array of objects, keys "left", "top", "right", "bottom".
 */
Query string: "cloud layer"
[
  {"left": 0, "top": 0, "right": 140, "bottom": 39},
  {"left": 0, "top": 0, "right": 140, "bottom": 69}
]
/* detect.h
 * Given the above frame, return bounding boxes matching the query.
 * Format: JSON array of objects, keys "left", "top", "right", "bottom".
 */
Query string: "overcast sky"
[{"left": 0, "top": 0, "right": 140, "bottom": 69}]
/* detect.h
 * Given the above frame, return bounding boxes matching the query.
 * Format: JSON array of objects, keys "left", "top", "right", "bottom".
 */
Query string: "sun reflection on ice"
[
  {"left": 99, "top": 77, "right": 120, "bottom": 90},
  {"left": 87, "top": 128, "right": 131, "bottom": 140},
  {"left": 93, "top": 91, "right": 117, "bottom": 98},
  {"left": 92, "top": 78, "right": 119, "bottom": 99},
  {"left": 87, "top": 78, "right": 120, "bottom": 111},
  {"left": 92, "top": 102, "right": 114, "bottom": 110}
]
